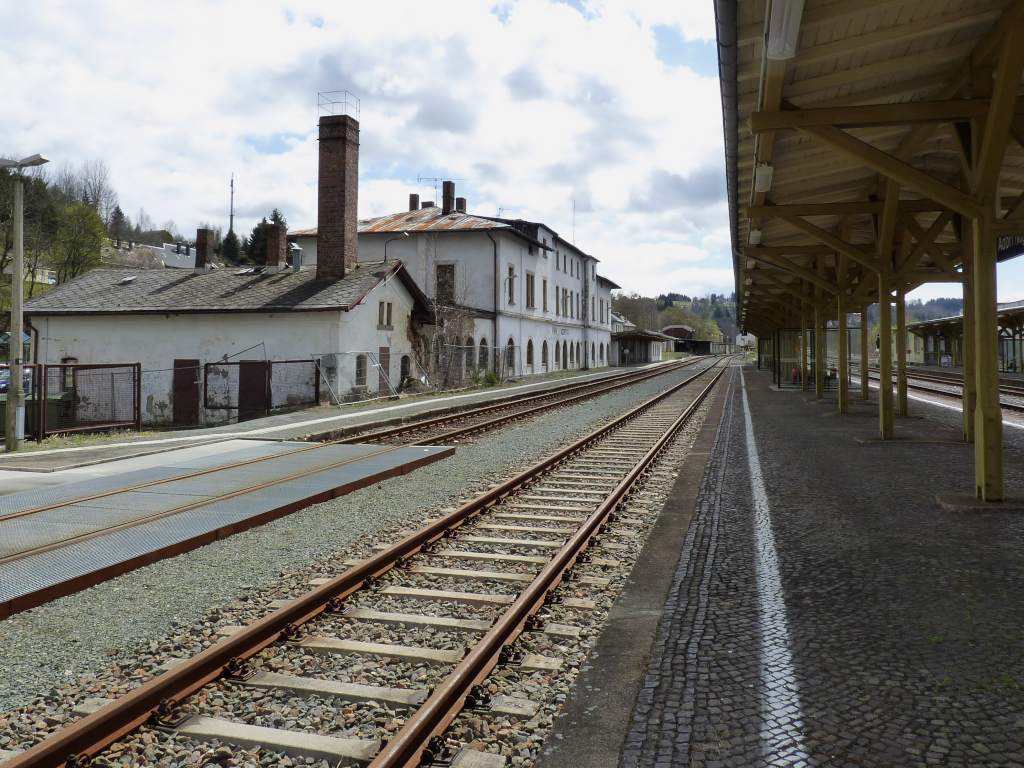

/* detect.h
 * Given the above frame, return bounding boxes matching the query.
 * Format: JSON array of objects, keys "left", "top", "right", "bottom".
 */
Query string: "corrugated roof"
[
  {"left": 24, "top": 261, "right": 423, "bottom": 316},
  {"left": 359, "top": 207, "right": 511, "bottom": 234}
]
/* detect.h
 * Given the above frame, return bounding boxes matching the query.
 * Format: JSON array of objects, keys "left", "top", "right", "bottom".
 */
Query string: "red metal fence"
[{"left": 0, "top": 363, "right": 142, "bottom": 442}]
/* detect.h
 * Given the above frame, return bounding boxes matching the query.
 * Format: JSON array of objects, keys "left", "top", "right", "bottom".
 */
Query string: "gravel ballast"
[{"left": 0, "top": 359, "right": 718, "bottom": 721}]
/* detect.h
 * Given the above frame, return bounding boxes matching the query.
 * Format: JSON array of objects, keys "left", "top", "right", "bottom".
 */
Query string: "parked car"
[{"left": 0, "top": 369, "right": 33, "bottom": 393}]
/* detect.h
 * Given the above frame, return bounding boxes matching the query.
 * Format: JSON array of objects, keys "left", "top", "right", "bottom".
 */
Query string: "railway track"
[
  {"left": 331, "top": 358, "right": 699, "bottom": 445},
  {"left": 862, "top": 365, "right": 1024, "bottom": 411},
  {"left": 1, "top": 359, "right": 711, "bottom": 620},
  {"left": 5, "top": 358, "right": 729, "bottom": 768}
]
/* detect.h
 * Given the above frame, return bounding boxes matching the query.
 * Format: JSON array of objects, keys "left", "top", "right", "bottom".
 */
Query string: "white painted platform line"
[{"left": 740, "top": 370, "right": 810, "bottom": 764}]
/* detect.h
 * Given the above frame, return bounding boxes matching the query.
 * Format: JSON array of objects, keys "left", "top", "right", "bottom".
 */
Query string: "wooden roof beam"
[
  {"left": 750, "top": 98, "right": 1024, "bottom": 133},
  {"left": 799, "top": 125, "right": 986, "bottom": 218},
  {"left": 778, "top": 214, "right": 885, "bottom": 274},
  {"left": 743, "top": 247, "right": 839, "bottom": 294},
  {"left": 976, "top": 20, "right": 1024, "bottom": 198},
  {"left": 898, "top": 211, "right": 957, "bottom": 276}
]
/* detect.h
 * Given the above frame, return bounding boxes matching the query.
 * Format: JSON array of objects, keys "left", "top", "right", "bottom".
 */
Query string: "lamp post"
[
  {"left": 383, "top": 231, "right": 409, "bottom": 263},
  {"left": 0, "top": 154, "right": 50, "bottom": 451}
]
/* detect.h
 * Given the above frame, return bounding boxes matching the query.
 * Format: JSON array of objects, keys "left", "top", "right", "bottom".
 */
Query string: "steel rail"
[
  {"left": 0, "top": 362, "right": 691, "bottom": 526},
  {"left": 862, "top": 368, "right": 1024, "bottom": 411},
  {"left": 404, "top": 361, "right": 699, "bottom": 446},
  {"left": 3, "top": 362, "right": 720, "bottom": 768},
  {"left": 368, "top": 361, "right": 730, "bottom": 767},
  {"left": 337, "top": 359, "right": 695, "bottom": 443}
]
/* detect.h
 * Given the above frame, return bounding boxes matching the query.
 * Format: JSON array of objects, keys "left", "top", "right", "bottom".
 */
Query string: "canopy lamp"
[
  {"left": 766, "top": 0, "right": 806, "bottom": 60},
  {"left": 753, "top": 163, "right": 774, "bottom": 193},
  {"left": 748, "top": 228, "right": 762, "bottom": 245}
]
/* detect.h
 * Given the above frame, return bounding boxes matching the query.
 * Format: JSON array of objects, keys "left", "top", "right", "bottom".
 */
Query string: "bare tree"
[
  {"left": 80, "top": 159, "right": 119, "bottom": 225},
  {"left": 50, "top": 161, "right": 81, "bottom": 207},
  {"left": 135, "top": 207, "right": 155, "bottom": 233},
  {"left": 422, "top": 234, "right": 478, "bottom": 388}
]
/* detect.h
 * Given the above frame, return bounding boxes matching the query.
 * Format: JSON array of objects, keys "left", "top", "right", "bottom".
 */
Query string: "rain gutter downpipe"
[{"left": 488, "top": 232, "right": 499, "bottom": 373}]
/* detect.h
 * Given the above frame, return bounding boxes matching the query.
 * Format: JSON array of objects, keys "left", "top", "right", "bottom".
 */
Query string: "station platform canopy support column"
[{"left": 718, "top": 0, "right": 1024, "bottom": 501}]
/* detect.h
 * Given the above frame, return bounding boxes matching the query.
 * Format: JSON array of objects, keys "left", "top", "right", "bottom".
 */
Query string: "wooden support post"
[
  {"left": 1018, "top": 325, "right": 1023, "bottom": 373},
  {"left": 962, "top": 217, "right": 977, "bottom": 442},
  {"left": 878, "top": 274, "right": 895, "bottom": 438},
  {"left": 838, "top": 267, "right": 849, "bottom": 413},
  {"left": 896, "top": 289, "right": 908, "bottom": 415},
  {"left": 815, "top": 301, "right": 824, "bottom": 398},
  {"left": 974, "top": 212, "right": 1004, "bottom": 500},
  {"left": 802, "top": 304, "right": 810, "bottom": 391},
  {"left": 861, "top": 307, "right": 870, "bottom": 399},
  {"left": 815, "top": 257, "right": 825, "bottom": 398},
  {"left": 839, "top": 294, "right": 847, "bottom": 411}
]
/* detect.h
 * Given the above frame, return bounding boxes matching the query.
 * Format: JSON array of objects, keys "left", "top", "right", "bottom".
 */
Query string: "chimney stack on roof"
[
  {"left": 194, "top": 228, "right": 214, "bottom": 274},
  {"left": 422, "top": 201, "right": 435, "bottom": 208},
  {"left": 442, "top": 180, "right": 455, "bottom": 215},
  {"left": 456, "top": 197, "right": 466, "bottom": 213},
  {"left": 266, "top": 224, "right": 287, "bottom": 273},
  {"left": 409, "top": 193, "right": 419, "bottom": 212},
  {"left": 317, "top": 114, "right": 360, "bottom": 281}
]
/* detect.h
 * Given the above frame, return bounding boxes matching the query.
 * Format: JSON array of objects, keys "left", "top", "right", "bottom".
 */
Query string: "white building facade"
[
  {"left": 25, "top": 261, "right": 431, "bottom": 426},
  {"left": 291, "top": 194, "right": 620, "bottom": 376}
]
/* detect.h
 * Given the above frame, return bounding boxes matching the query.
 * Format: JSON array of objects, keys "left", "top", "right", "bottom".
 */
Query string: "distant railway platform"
[{"left": 542, "top": 358, "right": 1024, "bottom": 767}]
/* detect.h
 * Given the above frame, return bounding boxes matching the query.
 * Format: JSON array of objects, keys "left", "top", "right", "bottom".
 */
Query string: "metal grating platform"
[{"left": 0, "top": 442, "right": 454, "bottom": 617}]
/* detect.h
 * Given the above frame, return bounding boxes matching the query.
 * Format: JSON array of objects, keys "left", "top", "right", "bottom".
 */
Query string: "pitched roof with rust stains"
[{"left": 25, "top": 261, "right": 429, "bottom": 316}]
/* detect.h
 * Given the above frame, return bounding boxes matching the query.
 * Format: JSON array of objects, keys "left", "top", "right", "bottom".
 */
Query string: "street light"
[
  {"left": 503, "top": 272, "right": 519, "bottom": 304},
  {"left": 383, "top": 231, "right": 409, "bottom": 263},
  {"left": 0, "top": 153, "right": 50, "bottom": 451}
]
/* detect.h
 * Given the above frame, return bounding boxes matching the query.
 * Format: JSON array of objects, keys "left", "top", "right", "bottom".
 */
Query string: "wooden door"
[
  {"left": 378, "top": 347, "right": 391, "bottom": 394},
  {"left": 172, "top": 359, "right": 201, "bottom": 426},
  {"left": 238, "top": 360, "right": 270, "bottom": 422}
]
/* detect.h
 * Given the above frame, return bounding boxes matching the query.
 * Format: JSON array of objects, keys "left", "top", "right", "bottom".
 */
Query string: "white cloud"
[{"left": 2, "top": 0, "right": 730, "bottom": 298}]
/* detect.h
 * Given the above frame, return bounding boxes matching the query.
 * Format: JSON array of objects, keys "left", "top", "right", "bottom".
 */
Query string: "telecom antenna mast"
[{"left": 417, "top": 174, "right": 465, "bottom": 205}]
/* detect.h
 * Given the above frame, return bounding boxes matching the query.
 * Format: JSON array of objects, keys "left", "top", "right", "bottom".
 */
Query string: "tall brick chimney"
[
  {"left": 409, "top": 193, "right": 419, "bottom": 211},
  {"left": 317, "top": 114, "right": 359, "bottom": 280},
  {"left": 266, "top": 224, "right": 287, "bottom": 273},
  {"left": 456, "top": 197, "right": 466, "bottom": 213},
  {"left": 442, "top": 180, "right": 455, "bottom": 215},
  {"left": 194, "top": 228, "right": 214, "bottom": 274}
]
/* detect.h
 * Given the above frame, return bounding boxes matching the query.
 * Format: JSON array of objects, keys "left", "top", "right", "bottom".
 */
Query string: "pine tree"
[
  {"left": 245, "top": 217, "right": 270, "bottom": 265},
  {"left": 222, "top": 229, "right": 242, "bottom": 264},
  {"left": 108, "top": 205, "right": 128, "bottom": 241}
]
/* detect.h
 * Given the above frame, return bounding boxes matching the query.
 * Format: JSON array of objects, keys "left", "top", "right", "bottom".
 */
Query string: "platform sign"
[{"left": 997, "top": 235, "right": 1024, "bottom": 262}]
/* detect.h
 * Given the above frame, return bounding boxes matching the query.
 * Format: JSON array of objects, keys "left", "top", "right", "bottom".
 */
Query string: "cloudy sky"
[{"left": 2, "top": 0, "right": 737, "bottom": 299}]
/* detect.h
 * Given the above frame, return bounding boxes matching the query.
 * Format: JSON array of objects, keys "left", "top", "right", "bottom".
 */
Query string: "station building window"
[{"left": 355, "top": 354, "right": 368, "bottom": 386}]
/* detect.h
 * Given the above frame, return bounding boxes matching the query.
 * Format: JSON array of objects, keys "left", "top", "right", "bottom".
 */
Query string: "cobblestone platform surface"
[{"left": 623, "top": 361, "right": 1024, "bottom": 767}]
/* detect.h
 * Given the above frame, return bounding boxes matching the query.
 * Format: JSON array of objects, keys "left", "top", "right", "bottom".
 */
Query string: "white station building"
[{"left": 290, "top": 184, "right": 620, "bottom": 375}]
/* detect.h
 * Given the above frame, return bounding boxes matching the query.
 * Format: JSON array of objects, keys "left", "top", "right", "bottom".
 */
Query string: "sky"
[{"left": 0, "top": 0, "right": 735, "bottom": 300}]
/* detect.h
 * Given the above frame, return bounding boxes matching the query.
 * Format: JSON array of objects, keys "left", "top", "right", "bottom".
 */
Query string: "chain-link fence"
[
  {"left": 328, "top": 350, "right": 435, "bottom": 404},
  {"left": 0, "top": 363, "right": 142, "bottom": 441}
]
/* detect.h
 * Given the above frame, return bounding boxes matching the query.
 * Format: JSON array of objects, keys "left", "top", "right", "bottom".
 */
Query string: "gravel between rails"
[{"left": 0, "top": 359, "right": 719, "bottom": 724}]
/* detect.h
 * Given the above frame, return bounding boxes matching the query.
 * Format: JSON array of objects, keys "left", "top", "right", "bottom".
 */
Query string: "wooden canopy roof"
[{"left": 716, "top": 0, "right": 1024, "bottom": 336}]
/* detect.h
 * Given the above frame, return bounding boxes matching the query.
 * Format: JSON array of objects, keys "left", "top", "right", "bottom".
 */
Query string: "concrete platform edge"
[{"left": 535, "top": 368, "right": 732, "bottom": 768}]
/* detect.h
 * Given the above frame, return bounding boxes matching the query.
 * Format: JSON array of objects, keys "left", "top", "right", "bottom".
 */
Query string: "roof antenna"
[
  {"left": 573, "top": 199, "right": 575, "bottom": 245},
  {"left": 229, "top": 173, "right": 235, "bottom": 234}
]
